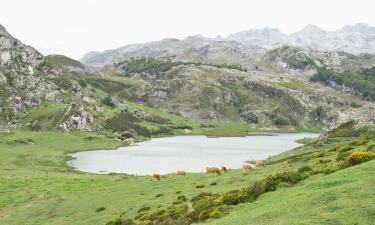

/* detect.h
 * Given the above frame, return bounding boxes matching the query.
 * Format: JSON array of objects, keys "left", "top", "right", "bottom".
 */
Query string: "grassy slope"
[{"left": 203, "top": 160, "right": 375, "bottom": 225}]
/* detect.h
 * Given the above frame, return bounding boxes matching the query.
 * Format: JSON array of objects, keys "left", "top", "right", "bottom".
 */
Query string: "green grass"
[
  {"left": 0, "top": 130, "right": 273, "bottom": 225},
  {"left": 204, "top": 160, "right": 375, "bottom": 225},
  {"left": 20, "top": 101, "right": 66, "bottom": 125},
  {"left": 193, "top": 122, "right": 256, "bottom": 137},
  {"left": 0, "top": 128, "right": 373, "bottom": 225}
]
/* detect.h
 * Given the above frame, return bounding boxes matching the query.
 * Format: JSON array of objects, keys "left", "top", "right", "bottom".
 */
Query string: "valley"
[{"left": 1, "top": 17, "right": 375, "bottom": 225}]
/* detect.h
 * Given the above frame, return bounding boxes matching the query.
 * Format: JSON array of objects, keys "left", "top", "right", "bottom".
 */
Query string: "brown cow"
[
  {"left": 256, "top": 160, "right": 266, "bottom": 168},
  {"left": 176, "top": 170, "right": 186, "bottom": 176},
  {"left": 221, "top": 166, "right": 228, "bottom": 173},
  {"left": 243, "top": 163, "right": 253, "bottom": 173},
  {"left": 206, "top": 167, "right": 221, "bottom": 175},
  {"left": 153, "top": 174, "right": 160, "bottom": 181}
]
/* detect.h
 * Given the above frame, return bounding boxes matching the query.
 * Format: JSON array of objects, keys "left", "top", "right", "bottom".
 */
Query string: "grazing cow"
[
  {"left": 221, "top": 166, "right": 228, "bottom": 173},
  {"left": 243, "top": 163, "right": 253, "bottom": 173},
  {"left": 206, "top": 167, "right": 221, "bottom": 175},
  {"left": 153, "top": 174, "right": 161, "bottom": 181},
  {"left": 256, "top": 160, "right": 266, "bottom": 168},
  {"left": 176, "top": 170, "right": 186, "bottom": 176}
]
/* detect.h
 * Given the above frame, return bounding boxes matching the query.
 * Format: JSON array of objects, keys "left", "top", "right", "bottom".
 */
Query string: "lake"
[{"left": 68, "top": 133, "right": 320, "bottom": 175}]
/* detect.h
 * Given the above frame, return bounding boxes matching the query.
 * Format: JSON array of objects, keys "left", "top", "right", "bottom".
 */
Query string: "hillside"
[{"left": 79, "top": 57, "right": 375, "bottom": 130}]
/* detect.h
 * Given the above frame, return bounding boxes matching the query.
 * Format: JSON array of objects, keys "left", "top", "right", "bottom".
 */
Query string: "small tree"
[{"left": 103, "top": 96, "right": 115, "bottom": 108}]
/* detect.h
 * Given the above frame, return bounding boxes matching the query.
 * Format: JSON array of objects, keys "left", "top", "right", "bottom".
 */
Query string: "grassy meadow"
[{"left": 0, "top": 124, "right": 374, "bottom": 225}]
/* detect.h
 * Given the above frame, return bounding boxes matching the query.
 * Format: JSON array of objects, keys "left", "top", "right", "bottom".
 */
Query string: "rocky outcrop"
[
  {"left": 263, "top": 46, "right": 375, "bottom": 74},
  {"left": 0, "top": 23, "right": 95, "bottom": 131}
]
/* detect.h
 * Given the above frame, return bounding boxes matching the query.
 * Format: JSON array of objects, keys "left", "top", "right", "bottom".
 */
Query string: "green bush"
[
  {"left": 354, "top": 138, "right": 370, "bottom": 146},
  {"left": 106, "top": 218, "right": 135, "bottom": 225},
  {"left": 214, "top": 190, "right": 241, "bottom": 205},
  {"left": 103, "top": 96, "right": 115, "bottom": 107},
  {"left": 298, "top": 165, "right": 312, "bottom": 173},
  {"left": 95, "top": 207, "right": 106, "bottom": 212},
  {"left": 311, "top": 67, "right": 375, "bottom": 101},
  {"left": 322, "top": 161, "right": 350, "bottom": 174},
  {"left": 208, "top": 205, "right": 230, "bottom": 218},
  {"left": 210, "top": 181, "right": 217, "bottom": 186},
  {"left": 78, "top": 79, "right": 87, "bottom": 87},
  {"left": 195, "top": 182, "right": 205, "bottom": 188},
  {"left": 336, "top": 151, "right": 352, "bottom": 161},
  {"left": 137, "top": 205, "right": 151, "bottom": 213},
  {"left": 177, "top": 195, "right": 187, "bottom": 202},
  {"left": 335, "top": 145, "right": 354, "bottom": 152}
]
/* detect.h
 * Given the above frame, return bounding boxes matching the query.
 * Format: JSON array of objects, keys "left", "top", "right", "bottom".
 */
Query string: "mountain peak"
[
  {"left": 298, "top": 24, "right": 324, "bottom": 33},
  {"left": 0, "top": 23, "right": 10, "bottom": 37},
  {"left": 342, "top": 23, "right": 375, "bottom": 35}
]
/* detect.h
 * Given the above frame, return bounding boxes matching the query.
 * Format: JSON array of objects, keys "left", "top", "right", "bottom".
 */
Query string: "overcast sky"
[{"left": 1, "top": 0, "right": 374, "bottom": 59}]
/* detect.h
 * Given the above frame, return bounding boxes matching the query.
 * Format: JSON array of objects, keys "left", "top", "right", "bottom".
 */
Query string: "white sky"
[{"left": 1, "top": 0, "right": 374, "bottom": 59}]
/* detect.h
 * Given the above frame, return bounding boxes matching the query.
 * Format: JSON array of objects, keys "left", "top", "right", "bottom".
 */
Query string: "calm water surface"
[{"left": 68, "top": 133, "right": 319, "bottom": 175}]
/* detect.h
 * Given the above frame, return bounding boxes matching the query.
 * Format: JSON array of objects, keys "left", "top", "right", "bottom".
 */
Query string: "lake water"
[{"left": 68, "top": 133, "right": 320, "bottom": 175}]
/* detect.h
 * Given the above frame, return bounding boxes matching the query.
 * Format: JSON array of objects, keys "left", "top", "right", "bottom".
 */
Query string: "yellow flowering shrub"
[{"left": 348, "top": 151, "right": 375, "bottom": 165}]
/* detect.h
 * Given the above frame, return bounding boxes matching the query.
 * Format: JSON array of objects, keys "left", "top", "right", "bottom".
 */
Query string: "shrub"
[
  {"left": 214, "top": 190, "right": 241, "bottom": 205},
  {"left": 335, "top": 145, "right": 354, "bottom": 152},
  {"left": 177, "top": 195, "right": 187, "bottom": 202},
  {"left": 96, "top": 207, "right": 106, "bottom": 212},
  {"left": 348, "top": 151, "right": 375, "bottom": 165},
  {"left": 336, "top": 152, "right": 352, "bottom": 161},
  {"left": 103, "top": 96, "right": 115, "bottom": 107},
  {"left": 367, "top": 145, "right": 375, "bottom": 151},
  {"left": 298, "top": 165, "right": 312, "bottom": 173},
  {"left": 106, "top": 218, "right": 135, "bottom": 225},
  {"left": 322, "top": 161, "right": 350, "bottom": 174},
  {"left": 195, "top": 182, "right": 205, "bottom": 188},
  {"left": 355, "top": 138, "right": 369, "bottom": 145},
  {"left": 210, "top": 181, "right": 217, "bottom": 186},
  {"left": 175, "top": 190, "right": 182, "bottom": 194},
  {"left": 78, "top": 79, "right": 87, "bottom": 87},
  {"left": 208, "top": 205, "right": 230, "bottom": 218},
  {"left": 191, "top": 192, "right": 215, "bottom": 202},
  {"left": 138, "top": 205, "right": 151, "bottom": 213}
]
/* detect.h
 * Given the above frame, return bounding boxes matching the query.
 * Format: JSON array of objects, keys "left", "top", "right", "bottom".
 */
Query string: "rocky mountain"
[
  {"left": 80, "top": 35, "right": 266, "bottom": 68},
  {"left": 0, "top": 24, "right": 95, "bottom": 131},
  {"left": 228, "top": 23, "right": 375, "bottom": 55},
  {"left": 2, "top": 22, "right": 375, "bottom": 133},
  {"left": 227, "top": 28, "right": 289, "bottom": 49},
  {"left": 263, "top": 46, "right": 375, "bottom": 74},
  {"left": 81, "top": 23, "right": 375, "bottom": 69}
]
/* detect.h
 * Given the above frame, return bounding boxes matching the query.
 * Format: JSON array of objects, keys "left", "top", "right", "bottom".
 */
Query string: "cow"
[
  {"left": 221, "top": 166, "right": 228, "bottom": 173},
  {"left": 256, "top": 160, "right": 266, "bottom": 168},
  {"left": 176, "top": 170, "right": 186, "bottom": 176},
  {"left": 153, "top": 174, "right": 160, "bottom": 181},
  {"left": 206, "top": 167, "right": 221, "bottom": 175},
  {"left": 243, "top": 163, "right": 253, "bottom": 173}
]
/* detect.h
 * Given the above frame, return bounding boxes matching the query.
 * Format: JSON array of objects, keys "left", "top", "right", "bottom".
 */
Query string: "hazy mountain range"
[{"left": 81, "top": 23, "right": 375, "bottom": 66}]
